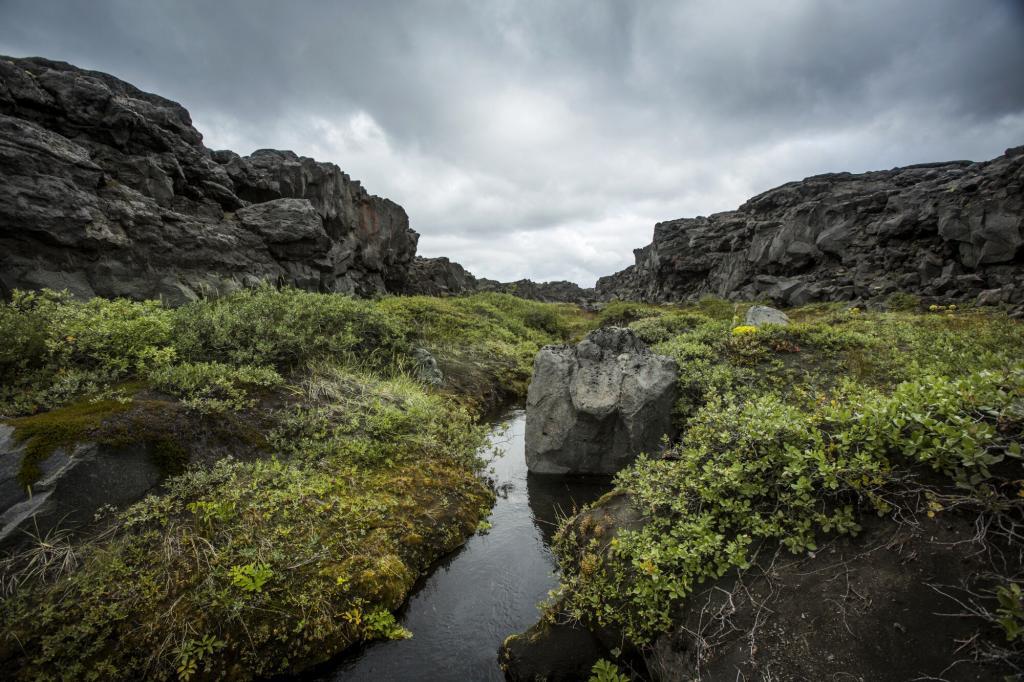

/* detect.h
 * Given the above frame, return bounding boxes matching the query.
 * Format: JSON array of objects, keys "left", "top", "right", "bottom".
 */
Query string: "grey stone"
[
  {"left": 976, "top": 287, "right": 1011, "bottom": 306},
  {"left": 745, "top": 305, "right": 790, "bottom": 327},
  {"left": 412, "top": 347, "right": 444, "bottom": 387},
  {"left": 525, "top": 327, "right": 678, "bottom": 475}
]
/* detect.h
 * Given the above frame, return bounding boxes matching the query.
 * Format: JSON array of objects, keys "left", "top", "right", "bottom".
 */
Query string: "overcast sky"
[{"left": 2, "top": 1, "right": 1023, "bottom": 285}]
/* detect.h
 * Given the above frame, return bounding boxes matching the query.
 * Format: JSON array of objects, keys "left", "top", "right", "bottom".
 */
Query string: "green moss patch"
[
  {"left": 7, "top": 399, "right": 132, "bottom": 486},
  {"left": 6, "top": 398, "right": 271, "bottom": 489}
]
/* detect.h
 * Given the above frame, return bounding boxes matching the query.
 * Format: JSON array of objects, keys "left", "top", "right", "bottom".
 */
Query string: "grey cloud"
[{"left": 1, "top": 0, "right": 1022, "bottom": 285}]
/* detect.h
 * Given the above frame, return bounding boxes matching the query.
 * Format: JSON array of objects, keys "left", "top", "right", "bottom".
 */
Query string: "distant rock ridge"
[
  {"left": 0, "top": 56, "right": 417, "bottom": 303},
  {"left": 597, "top": 147, "right": 1024, "bottom": 309},
  {"left": 402, "top": 255, "right": 597, "bottom": 304}
]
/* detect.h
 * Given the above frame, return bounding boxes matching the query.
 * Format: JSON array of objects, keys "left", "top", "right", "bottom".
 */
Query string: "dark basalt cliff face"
[
  {"left": 0, "top": 56, "right": 418, "bottom": 303},
  {"left": 597, "top": 147, "right": 1024, "bottom": 308}
]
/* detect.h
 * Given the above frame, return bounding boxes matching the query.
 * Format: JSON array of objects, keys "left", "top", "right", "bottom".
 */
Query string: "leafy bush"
[
  {"left": 628, "top": 312, "right": 708, "bottom": 344},
  {"left": 590, "top": 658, "right": 630, "bottom": 682},
  {"left": 596, "top": 301, "right": 665, "bottom": 327},
  {"left": 552, "top": 304, "right": 1024, "bottom": 651},
  {"left": 557, "top": 367, "right": 1024, "bottom": 642},
  {"left": 886, "top": 291, "right": 921, "bottom": 311},
  {"left": 150, "top": 361, "right": 282, "bottom": 413},
  {"left": 171, "top": 286, "right": 409, "bottom": 371},
  {"left": 0, "top": 291, "right": 173, "bottom": 413}
]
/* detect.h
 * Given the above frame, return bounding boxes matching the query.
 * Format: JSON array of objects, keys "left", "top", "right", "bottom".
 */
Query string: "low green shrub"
[
  {"left": 551, "top": 303, "right": 1024, "bottom": 653},
  {"left": 150, "top": 361, "right": 283, "bottom": 413},
  {"left": 596, "top": 301, "right": 668, "bottom": 327},
  {"left": 171, "top": 286, "right": 409, "bottom": 372},
  {"left": 557, "top": 367, "right": 1024, "bottom": 642}
]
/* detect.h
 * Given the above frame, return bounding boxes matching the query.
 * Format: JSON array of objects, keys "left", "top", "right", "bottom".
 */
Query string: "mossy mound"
[{"left": 0, "top": 286, "right": 587, "bottom": 679}]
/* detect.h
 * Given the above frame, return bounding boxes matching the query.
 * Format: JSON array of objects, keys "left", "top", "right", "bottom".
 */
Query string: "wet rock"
[
  {"left": 745, "top": 305, "right": 790, "bottom": 327},
  {"left": 0, "top": 400, "right": 268, "bottom": 549},
  {"left": 0, "top": 429, "right": 162, "bottom": 549},
  {"left": 0, "top": 55, "right": 418, "bottom": 302},
  {"left": 597, "top": 147, "right": 1024, "bottom": 305},
  {"left": 499, "top": 620, "right": 605, "bottom": 682},
  {"left": 525, "top": 328, "right": 678, "bottom": 474}
]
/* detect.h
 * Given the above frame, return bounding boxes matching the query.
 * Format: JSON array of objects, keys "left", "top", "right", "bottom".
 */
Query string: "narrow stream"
[{"left": 316, "top": 409, "right": 609, "bottom": 681}]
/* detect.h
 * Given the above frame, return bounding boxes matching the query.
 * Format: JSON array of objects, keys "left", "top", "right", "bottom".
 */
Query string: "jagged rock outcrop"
[
  {"left": 597, "top": 147, "right": 1024, "bottom": 308},
  {"left": 0, "top": 56, "right": 418, "bottom": 303},
  {"left": 525, "top": 328, "right": 678, "bottom": 475},
  {"left": 402, "top": 256, "right": 481, "bottom": 296}
]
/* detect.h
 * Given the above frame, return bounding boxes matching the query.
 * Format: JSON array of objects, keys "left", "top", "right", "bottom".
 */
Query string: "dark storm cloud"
[{"left": 2, "top": 0, "right": 1023, "bottom": 284}]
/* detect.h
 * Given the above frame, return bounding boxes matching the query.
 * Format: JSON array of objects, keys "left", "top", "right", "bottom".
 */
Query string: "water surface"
[{"left": 318, "top": 409, "right": 608, "bottom": 681}]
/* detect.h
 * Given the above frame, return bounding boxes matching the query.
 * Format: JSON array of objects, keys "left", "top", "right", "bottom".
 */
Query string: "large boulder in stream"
[{"left": 525, "top": 327, "right": 678, "bottom": 474}]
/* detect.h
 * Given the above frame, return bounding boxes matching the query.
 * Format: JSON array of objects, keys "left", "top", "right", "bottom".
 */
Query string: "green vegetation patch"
[
  {"left": 2, "top": 453, "right": 492, "bottom": 680},
  {"left": 0, "top": 286, "right": 587, "bottom": 680},
  {"left": 549, "top": 303, "right": 1024, "bottom": 666}
]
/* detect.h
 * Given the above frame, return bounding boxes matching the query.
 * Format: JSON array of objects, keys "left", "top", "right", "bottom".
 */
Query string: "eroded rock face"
[
  {"left": 402, "top": 256, "right": 481, "bottom": 296},
  {"left": 0, "top": 56, "right": 418, "bottom": 303},
  {"left": 597, "top": 147, "right": 1024, "bottom": 308},
  {"left": 525, "top": 328, "right": 678, "bottom": 474}
]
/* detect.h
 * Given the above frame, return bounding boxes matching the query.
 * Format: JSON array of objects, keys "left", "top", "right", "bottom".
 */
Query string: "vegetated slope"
[
  {"left": 0, "top": 56, "right": 417, "bottom": 302},
  {"left": 0, "top": 287, "right": 591, "bottom": 680},
  {"left": 506, "top": 300, "right": 1024, "bottom": 681},
  {"left": 597, "top": 147, "right": 1024, "bottom": 312}
]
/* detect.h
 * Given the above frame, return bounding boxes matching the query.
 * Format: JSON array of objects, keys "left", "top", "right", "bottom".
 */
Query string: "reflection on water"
[{"left": 314, "top": 409, "right": 609, "bottom": 682}]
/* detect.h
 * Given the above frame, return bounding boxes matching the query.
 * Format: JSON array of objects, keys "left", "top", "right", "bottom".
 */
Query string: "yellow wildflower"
[{"left": 731, "top": 325, "right": 758, "bottom": 336}]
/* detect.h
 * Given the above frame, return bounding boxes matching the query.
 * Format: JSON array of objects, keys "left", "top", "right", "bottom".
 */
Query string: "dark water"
[{"left": 316, "top": 409, "right": 608, "bottom": 682}]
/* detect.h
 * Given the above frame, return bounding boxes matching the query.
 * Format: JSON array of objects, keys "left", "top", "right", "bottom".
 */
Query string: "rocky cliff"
[
  {"left": 597, "top": 147, "right": 1024, "bottom": 308},
  {"left": 0, "top": 56, "right": 418, "bottom": 303}
]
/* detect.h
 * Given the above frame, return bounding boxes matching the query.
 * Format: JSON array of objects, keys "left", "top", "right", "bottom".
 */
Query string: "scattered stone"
[
  {"left": 745, "top": 305, "right": 790, "bottom": 327},
  {"left": 525, "top": 327, "right": 678, "bottom": 474},
  {"left": 412, "top": 347, "right": 444, "bottom": 387}
]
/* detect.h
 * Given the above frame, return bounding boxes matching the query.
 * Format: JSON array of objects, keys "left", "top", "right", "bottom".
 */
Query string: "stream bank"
[{"left": 314, "top": 409, "right": 609, "bottom": 681}]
